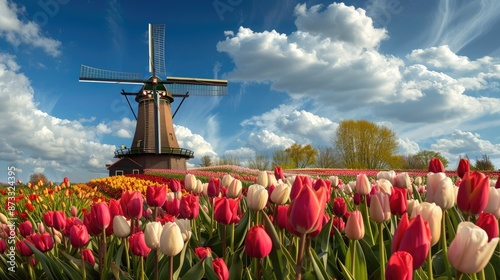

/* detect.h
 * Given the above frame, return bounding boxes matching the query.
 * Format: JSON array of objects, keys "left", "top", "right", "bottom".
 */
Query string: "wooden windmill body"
[{"left": 79, "top": 24, "right": 227, "bottom": 175}]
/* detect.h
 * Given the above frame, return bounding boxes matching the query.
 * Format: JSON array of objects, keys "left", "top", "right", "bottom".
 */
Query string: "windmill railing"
[{"left": 115, "top": 147, "right": 194, "bottom": 158}]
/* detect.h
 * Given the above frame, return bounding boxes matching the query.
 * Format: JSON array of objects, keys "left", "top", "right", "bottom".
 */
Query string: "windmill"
[{"left": 79, "top": 24, "right": 227, "bottom": 175}]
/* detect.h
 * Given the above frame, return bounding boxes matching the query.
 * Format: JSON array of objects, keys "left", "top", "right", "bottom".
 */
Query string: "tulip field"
[{"left": 1, "top": 160, "right": 500, "bottom": 280}]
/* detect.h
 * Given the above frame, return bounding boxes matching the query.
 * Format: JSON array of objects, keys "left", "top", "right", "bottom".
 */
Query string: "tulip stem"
[
  {"left": 479, "top": 269, "right": 485, "bottom": 280},
  {"left": 427, "top": 248, "right": 433, "bottom": 280},
  {"left": 230, "top": 223, "right": 235, "bottom": 256},
  {"left": 361, "top": 197, "right": 375, "bottom": 246},
  {"left": 169, "top": 255, "right": 174, "bottom": 280},
  {"left": 154, "top": 250, "right": 159, "bottom": 280},
  {"left": 351, "top": 239, "right": 357, "bottom": 279},
  {"left": 81, "top": 249, "right": 87, "bottom": 280},
  {"left": 379, "top": 222, "right": 386, "bottom": 280},
  {"left": 442, "top": 210, "right": 452, "bottom": 279},
  {"left": 295, "top": 233, "right": 307, "bottom": 280},
  {"left": 140, "top": 255, "right": 145, "bottom": 280},
  {"left": 222, "top": 224, "right": 227, "bottom": 261},
  {"left": 124, "top": 238, "right": 131, "bottom": 274}
]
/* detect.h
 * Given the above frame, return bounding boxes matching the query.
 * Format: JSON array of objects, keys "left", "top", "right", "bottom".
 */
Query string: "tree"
[
  {"left": 30, "top": 173, "right": 48, "bottom": 185},
  {"left": 199, "top": 155, "right": 213, "bottom": 167},
  {"left": 215, "top": 155, "right": 241, "bottom": 166},
  {"left": 413, "top": 150, "right": 449, "bottom": 170},
  {"left": 247, "top": 153, "right": 271, "bottom": 171},
  {"left": 285, "top": 143, "right": 318, "bottom": 168},
  {"left": 332, "top": 119, "right": 398, "bottom": 169},
  {"left": 475, "top": 154, "right": 495, "bottom": 171},
  {"left": 272, "top": 149, "right": 293, "bottom": 169},
  {"left": 314, "top": 146, "right": 338, "bottom": 168}
]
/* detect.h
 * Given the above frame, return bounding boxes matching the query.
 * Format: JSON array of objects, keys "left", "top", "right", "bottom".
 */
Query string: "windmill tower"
[{"left": 79, "top": 24, "right": 227, "bottom": 175}]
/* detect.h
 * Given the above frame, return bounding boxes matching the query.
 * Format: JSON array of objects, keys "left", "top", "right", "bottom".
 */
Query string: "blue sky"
[{"left": 1, "top": 0, "right": 500, "bottom": 182}]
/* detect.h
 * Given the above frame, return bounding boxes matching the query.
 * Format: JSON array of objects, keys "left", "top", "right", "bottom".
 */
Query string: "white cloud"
[
  {"left": 397, "top": 138, "right": 420, "bottom": 155},
  {"left": 174, "top": 125, "right": 218, "bottom": 160},
  {"left": 0, "top": 53, "right": 116, "bottom": 182},
  {"left": 0, "top": 0, "right": 61, "bottom": 57}
]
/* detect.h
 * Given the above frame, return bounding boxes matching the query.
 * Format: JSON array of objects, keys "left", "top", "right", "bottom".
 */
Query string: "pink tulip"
[
  {"left": 146, "top": 184, "right": 167, "bottom": 207},
  {"left": 69, "top": 224, "right": 90, "bottom": 248},
  {"left": 245, "top": 226, "right": 273, "bottom": 258},
  {"left": 392, "top": 213, "right": 431, "bottom": 269},
  {"left": 333, "top": 197, "right": 347, "bottom": 217},
  {"left": 194, "top": 246, "right": 212, "bottom": 260},
  {"left": 18, "top": 220, "right": 33, "bottom": 237},
  {"left": 82, "top": 248, "right": 96, "bottom": 265},
  {"left": 207, "top": 177, "right": 221, "bottom": 198},
  {"left": 212, "top": 258, "right": 229, "bottom": 280},
  {"left": 287, "top": 183, "right": 326, "bottom": 234},
  {"left": 90, "top": 201, "right": 111, "bottom": 231},
  {"left": 120, "top": 190, "right": 144, "bottom": 219},
  {"left": 385, "top": 251, "right": 413, "bottom": 280},
  {"left": 31, "top": 232, "right": 54, "bottom": 252},
  {"left": 345, "top": 210, "right": 364, "bottom": 240},
  {"left": 52, "top": 211, "right": 67, "bottom": 231},
  {"left": 130, "top": 231, "right": 151, "bottom": 257},
  {"left": 179, "top": 194, "right": 199, "bottom": 220}
]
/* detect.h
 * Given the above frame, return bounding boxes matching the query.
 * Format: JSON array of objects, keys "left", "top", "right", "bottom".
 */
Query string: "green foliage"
[
  {"left": 29, "top": 173, "right": 48, "bottom": 184},
  {"left": 475, "top": 154, "right": 496, "bottom": 171},
  {"left": 246, "top": 153, "right": 270, "bottom": 171},
  {"left": 409, "top": 150, "right": 449, "bottom": 170},
  {"left": 332, "top": 119, "right": 398, "bottom": 169},
  {"left": 314, "top": 146, "right": 338, "bottom": 168}
]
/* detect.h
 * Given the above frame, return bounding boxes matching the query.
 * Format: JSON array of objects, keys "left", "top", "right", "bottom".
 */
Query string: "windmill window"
[
  {"left": 132, "top": 169, "right": 140, "bottom": 174},
  {"left": 169, "top": 133, "right": 173, "bottom": 140},
  {"left": 115, "top": 170, "right": 124, "bottom": 176}
]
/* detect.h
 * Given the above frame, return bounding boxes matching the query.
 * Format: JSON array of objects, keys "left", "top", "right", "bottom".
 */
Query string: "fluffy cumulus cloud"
[
  {"left": 431, "top": 130, "right": 500, "bottom": 164},
  {"left": 0, "top": 54, "right": 116, "bottom": 181},
  {"left": 174, "top": 125, "right": 218, "bottom": 159},
  {"left": 0, "top": 0, "right": 61, "bottom": 57}
]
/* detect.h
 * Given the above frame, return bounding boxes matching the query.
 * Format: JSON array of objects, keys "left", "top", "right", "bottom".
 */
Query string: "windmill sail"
[
  {"left": 149, "top": 24, "right": 166, "bottom": 77},
  {"left": 79, "top": 65, "right": 144, "bottom": 84}
]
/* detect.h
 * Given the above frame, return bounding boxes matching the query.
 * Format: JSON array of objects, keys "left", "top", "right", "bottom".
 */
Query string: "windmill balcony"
[{"left": 114, "top": 147, "right": 194, "bottom": 158}]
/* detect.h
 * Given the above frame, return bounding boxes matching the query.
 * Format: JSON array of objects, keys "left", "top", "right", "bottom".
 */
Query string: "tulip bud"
[
  {"left": 175, "top": 218, "right": 192, "bottom": 242},
  {"left": 274, "top": 166, "right": 284, "bottom": 181},
  {"left": 247, "top": 184, "right": 268, "bottom": 211},
  {"left": 287, "top": 184, "right": 325, "bottom": 234},
  {"left": 257, "top": 171, "right": 268, "bottom": 188},
  {"left": 456, "top": 158, "right": 470, "bottom": 179},
  {"left": 376, "top": 179, "right": 393, "bottom": 195},
  {"left": 227, "top": 178, "right": 242, "bottom": 199},
  {"left": 274, "top": 205, "right": 288, "bottom": 229},
  {"left": 221, "top": 174, "right": 234, "bottom": 188},
  {"left": 207, "top": 178, "right": 221, "bottom": 198},
  {"left": 194, "top": 246, "right": 212, "bottom": 260},
  {"left": 414, "top": 176, "right": 422, "bottom": 186},
  {"left": 356, "top": 174, "right": 372, "bottom": 195},
  {"left": 16, "top": 239, "right": 34, "bottom": 256},
  {"left": 290, "top": 175, "right": 311, "bottom": 200},
  {"left": 0, "top": 213, "right": 8, "bottom": 225},
  {"left": 329, "top": 176, "right": 339, "bottom": 188},
  {"left": 144, "top": 221, "right": 163, "bottom": 250},
  {"left": 369, "top": 192, "right": 391, "bottom": 223},
  {"left": 345, "top": 210, "right": 364, "bottom": 240},
  {"left": 159, "top": 222, "right": 184, "bottom": 257},
  {"left": 448, "top": 222, "right": 499, "bottom": 274},
  {"left": 332, "top": 197, "right": 347, "bottom": 217},
  {"left": 130, "top": 232, "right": 151, "bottom": 257},
  {"left": 146, "top": 184, "right": 167, "bottom": 208},
  {"left": 332, "top": 216, "right": 345, "bottom": 232},
  {"left": 213, "top": 258, "right": 229, "bottom": 280},
  {"left": 82, "top": 248, "right": 95, "bottom": 266},
  {"left": 69, "top": 224, "right": 90, "bottom": 248},
  {"left": 476, "top": 212, "right": 499, "bottom": 242},
  {"left": 90, "top": 201, "right": 111, "bottom": 231},
  {"left": 386, "top": 251, "right": 413, "bottom": 280},
  {"left": 395, "top": 172, "right": 411, "bottom": 189},
  {"left": 428, "top": 158, "right": 445, "bottom": 173},
  {"left": 113, "top": 215, "right": 131, "bottom": 238},
  {"left": 245, "top": 225, "right": 273, "bottom": 258},
  {"left": 52, "top": 211, "right": 66, "bottom": 231},
  {"left": 179, "top": 194, "right": 199, "bottom": 220},
  {"left": 120, "top": 191, "right": 144, "bottom": 219},
  {"left": 168, "top": 179, "right": 181, "bottom": 193},
  {"left": 214, "top": 197, "right": 240, "bottom": 225},
  {"left": 71, "top": 206, "right": 78, "bottom": 217},
  {"left": 270, "top": 181, "right": 291, "bottom": 205},
  {"left": 457, "top": 171, "right": 490, "bottom": 215},
  {"left": 184, "top": 174, "right": 197, "bottom": 192},
  {"left": 19, "top": 221, "right": 33, "bottom": 237}
]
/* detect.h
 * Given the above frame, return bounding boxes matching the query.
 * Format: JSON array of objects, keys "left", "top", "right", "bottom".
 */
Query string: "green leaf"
[
  {"left": 228, "top": 247, "right": 245, "bottom": 280},
  {"left": 180, "top": 259, "right": 205, "bottom": 280},
  {"left": 337, "top": 257, "right": 355, "bottom": 280},
  {"left": 262, "top": 209, "right": 281, "bottom": 251},
  {"left": 26, "top": 242, "right": 68, "bottom": 280},
  {"left": 309, "top": 247, "right": 331, "bottom": 280},
  {"left": 345, "top": 240, "right": 368, "bottom": 280},
  {"left": 173, "top": 241, "right": 189, "bottom": 279}
]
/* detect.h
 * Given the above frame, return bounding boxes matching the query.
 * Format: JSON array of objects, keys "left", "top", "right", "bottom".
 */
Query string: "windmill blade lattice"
[
  {"left": 79, "top": 65, "right": 144, "bottom": 84},
  {"left": 150, "top": 24, "right": 166, "bottom": 78}
]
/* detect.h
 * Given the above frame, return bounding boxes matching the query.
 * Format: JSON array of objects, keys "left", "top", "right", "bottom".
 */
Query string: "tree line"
[{"left": 199, "top": 119, "right": 497, "bottom": 171}]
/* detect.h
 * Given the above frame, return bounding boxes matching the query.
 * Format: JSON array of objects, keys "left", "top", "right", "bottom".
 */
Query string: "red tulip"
[
  {"left": 129, "top": 232, "right": 151, "bottom": 257},
  {"left": 31, "top": 232, "right": 54, "bottom": 252},
  {"left": 212, "top": 258, "right": 229, "bottom": 280},
  {"left": 287, "top": 184, "right": 326, "bottom": 234},
  {"left": 146, "top": 184, "right": 167, "bottom": 207},
  {"left": 386, "top": 251, "right": 413, "bottom": 280},
  {"left": 0, "top": 239, "right": 6, "bottom": 254},
  {"left": 70, "top": 224, "right": 90, "bottom": 248},
  {"left": 245, "top": 225, "right": 273, "bottom": 258},
  {"left": 313, "top": 178, "right": 331, "bottom": 202},
  {"left": 194, "top": 246, "right": 212, "bottom": 260},
  {"left": 331, "top": 216, "right": 345, "bottom": 233},
  {"left": 309, "top": 213, "right": 330, "bottom": 238},
  {"left": 333, "top": 197, "right": 347, "bottom": 217},
  {"left": 290, "top": 175, "right": 312, "bottom": 200},
  {"left": 16, "top": 238, "right": 34, "bottom": 256},
  {"left": 43, "top": 211, "right": 54, "bottom": 227},
  {"left": 120, "top": 191, "right": 143, "bottom": 219},
  {"left": 179, "top": 194, "right": 199, "bottom": 220},
  {"left": 52, "top": 211, "right": 67, "bottom": 231},
  {"left": 428, "top": 158, "right": 445, "bottom": 173},
  {"left": 207, "top": 177, "right": 221, "bottom": 198},
  {"left": 274, "top": 166, "right": 284, "bottom": 181},
  {"left": 106, "top": 199, "right": 123, "bottom": 236},
  {"left": 457, "top": 158, "right": 470, "bottom": 179},
  {"left": 457, "top": 171, "right": 490, "bottom": 215},
  {"left": 19, "top": 220, "right": 33, "bottom": 237},
  {"left": 84, "top": 212, "right": 102, "bottom": 236},
  {"left": 90, "top": 201, "right": 111, "bottom": 231},
  {"left": 476, "top": 212, "right": 499, "bottom": 242},
  {"left": 392, "top": 213, "right": 431, "bottom": 269},
  {"left": 496, "top": 179, "right": 500, "bottom": 189},
  {"left": 389, "top": 187, "right": 407, "bottom": 216},
  {"left": 164, "top": 198, "right": 180, "bottom": 217},
  {"left": 214, "top": 197, "right": 240, "bottom": 225},
  {"left": 82, "top": 248, "right": 95, "bottom": 265},
  {"left": 274, "top": 205, "right": 288, "bottom": 229},
  {"left": 63, "top": 217, "right": 84, "bottom": 237},
  {"left": 168, "top": 179, "right": 182, "bottom": 192}
]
